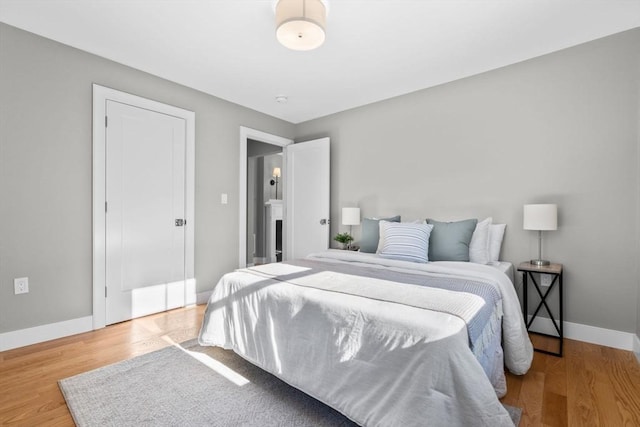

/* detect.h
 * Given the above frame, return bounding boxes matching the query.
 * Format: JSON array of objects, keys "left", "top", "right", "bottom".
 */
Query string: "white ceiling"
[{"left": 1, "top": 1, "right": 639, "bottom": 124}]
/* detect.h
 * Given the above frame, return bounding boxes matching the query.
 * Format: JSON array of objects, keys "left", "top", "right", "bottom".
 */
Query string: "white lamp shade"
[
  {"left": 276, "top": 0, "right": 326, "bottom": 51},
  {"left": 342, "top": 207, "right": 361, "bottom": 226},
  {"left": 272, "top": 167, "right": 281, "bottom": 178},
  {"left": 523, "top": 204, "right": 558, "bottom": 231}
]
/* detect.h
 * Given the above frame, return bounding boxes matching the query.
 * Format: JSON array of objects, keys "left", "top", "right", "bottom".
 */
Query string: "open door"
[{"left": 284, "top": 137, "right": 330, "bottom": 260}]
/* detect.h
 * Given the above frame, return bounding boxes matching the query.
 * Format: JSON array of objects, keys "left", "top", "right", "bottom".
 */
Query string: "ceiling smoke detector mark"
[{"left": 275, "top": 95, "right": 288, "bottom": 104}]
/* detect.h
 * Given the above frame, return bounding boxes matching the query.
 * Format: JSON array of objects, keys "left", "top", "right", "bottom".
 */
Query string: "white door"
[
  {"left": 284, "top": 137, "right": 330, "bottom": 260},
  {"left": 105, "top": 100, "right": 186, "bottom": 325}
]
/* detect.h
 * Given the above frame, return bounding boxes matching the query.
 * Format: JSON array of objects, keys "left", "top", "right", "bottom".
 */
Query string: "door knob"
[{"left": 319, "top": 219, "right": 330, "bottom": 225}]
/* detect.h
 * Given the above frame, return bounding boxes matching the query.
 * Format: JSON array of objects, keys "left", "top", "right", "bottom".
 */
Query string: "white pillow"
[
  {"left": 376, "top": 220, "right": 389, "bottom": 253},
  {"left": 378, "top": 222, "right": 434, "bottom": 263},
  {"left": 469, "top": 217, "right": 492, "bottom": 264},
  {"left": 488, "top": 223, "right": 506, "bottom": 262}
]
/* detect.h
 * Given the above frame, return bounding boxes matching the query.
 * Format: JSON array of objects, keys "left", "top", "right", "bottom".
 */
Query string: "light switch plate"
[{"left": 221, "top": 193, "right": 228, "bottom": 205}]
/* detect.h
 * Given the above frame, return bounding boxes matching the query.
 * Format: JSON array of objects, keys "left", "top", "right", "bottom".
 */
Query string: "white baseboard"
[
  {"left": 1, "top": 283, "right": 199, "bottom": 352},
  {"left": 528, "top": 315, "right": 635, "bottom": 351},
  {"left": 0, "top": 316, "right": 93, "bottom": 352},
  {"left": 633, "top": 334, "right": 640, "bottom": 363},
  {"left": 185, "top": 278, "right": 197, "bottom": 306},
  {"left": 196, "top": 290, "right": 213, "bottom": 305}
]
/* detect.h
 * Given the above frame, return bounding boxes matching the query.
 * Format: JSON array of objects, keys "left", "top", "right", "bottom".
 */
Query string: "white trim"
[
  {"left": 185, "top": 278, "right": 198, "bottom": 306},
  {"left": 239, "top": 126, "right": 292, "bottom": 268},
  {"left": 0, "top": 316, "right": 93, "bottom": 352},
  {"left": 528, "top": 315, "right": 636, "bottom": 351},
  {"left": 92, "top": 84, "right": 196, "bottom": 330},
  {"left": 633, "top": 334, "right": 640, "bottom": 363}
]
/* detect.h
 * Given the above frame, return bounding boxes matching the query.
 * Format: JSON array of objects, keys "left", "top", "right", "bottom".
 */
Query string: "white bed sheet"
[
  {"left": 350, "top": 251, "right": 515, "bottom": 284},
  {"left": 490, "top": 261, "right": 515, "bottom": 284},
  {"left": 199, "top": 251, "right": 532, "bottom": 426}
]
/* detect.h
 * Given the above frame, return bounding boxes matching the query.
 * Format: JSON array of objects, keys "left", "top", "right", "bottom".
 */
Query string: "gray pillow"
[
  {"left": 427, "top": 218, "right": 478, "bottom": 261},
  {"left": 360, "top": 215, "right": 401, "bottom": 253}
]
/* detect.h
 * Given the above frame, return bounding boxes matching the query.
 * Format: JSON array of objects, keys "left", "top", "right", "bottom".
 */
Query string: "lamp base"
[{"left": 530, "top": 259, "right": 551, "bottom": 266}]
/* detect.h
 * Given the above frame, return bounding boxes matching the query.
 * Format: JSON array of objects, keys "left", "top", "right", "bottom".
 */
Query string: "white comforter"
[{"left": 199, "top": 250, "right": 532, "bottom": 426}]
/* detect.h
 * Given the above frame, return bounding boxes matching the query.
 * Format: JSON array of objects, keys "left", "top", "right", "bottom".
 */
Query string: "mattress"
[{"left": 199, "top": 250, "right": 531, "bottom": 426}]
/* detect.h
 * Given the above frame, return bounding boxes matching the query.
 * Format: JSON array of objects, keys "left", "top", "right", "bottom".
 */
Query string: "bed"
[{"left": 199, "top": 248, "right": 532, "bottom": 426}]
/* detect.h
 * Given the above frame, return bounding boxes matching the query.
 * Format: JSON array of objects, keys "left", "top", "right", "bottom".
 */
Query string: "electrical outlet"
[
  {"left": 14, "top": 277, "right": 29, "bottom": 294},
  {"left": 541, "top": 274, "right": 554, "bottom": 287}
]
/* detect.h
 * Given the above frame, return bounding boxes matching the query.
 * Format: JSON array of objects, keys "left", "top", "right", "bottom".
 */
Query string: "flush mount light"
[
  {"left": 275, "top": 0, "right": 327, "bottom": 51},
  {"left": 275, "top": 95, "right": 288, "bottom": 103}
]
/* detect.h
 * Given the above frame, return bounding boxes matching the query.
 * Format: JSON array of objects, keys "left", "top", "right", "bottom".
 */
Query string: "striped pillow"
[{"left": 378, "top": 222, "right": 434, "bottom": 263}]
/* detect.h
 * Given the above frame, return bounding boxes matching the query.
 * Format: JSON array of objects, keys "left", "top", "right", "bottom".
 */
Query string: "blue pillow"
[
  {"left": 360, "top": 215, "right": 401, "bottom": 253},
  {"left": 378, "top": 222, "right": 434, "bottom": 263},
  {"left": 426, "top": 218, "right": 478, "bottom": 261}
]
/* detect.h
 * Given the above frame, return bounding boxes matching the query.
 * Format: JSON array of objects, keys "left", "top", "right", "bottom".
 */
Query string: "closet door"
[{"left": 105, "top": 100, "right": 186, "bottom": 325}]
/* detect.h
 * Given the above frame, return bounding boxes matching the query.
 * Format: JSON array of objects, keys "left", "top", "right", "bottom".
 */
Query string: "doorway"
[
  {"left": 238, "top": 127, "right": 292, "bottom": 268},
  {"left": 247, "top": 141, "right": 284, "bottom": 266},
  {"left": 93, "top": 85, "right": 195, "bottom": 329}
]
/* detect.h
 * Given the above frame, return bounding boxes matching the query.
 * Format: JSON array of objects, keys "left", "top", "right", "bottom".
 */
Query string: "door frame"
[
  {"left": 92, "top": 84, "right": 195, "bottom": 329},
  {"left": 239, "top": 126, "right": 293, "bottom": 268}
]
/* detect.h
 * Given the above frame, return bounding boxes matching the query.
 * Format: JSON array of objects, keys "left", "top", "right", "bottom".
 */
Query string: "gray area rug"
[{"left": 59, "top": 339, "right": 521, "bottom": 426}]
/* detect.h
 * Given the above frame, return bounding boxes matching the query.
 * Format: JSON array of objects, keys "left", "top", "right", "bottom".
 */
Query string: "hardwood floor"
[
  {"left": 502, "top": 334, "right": 640, "bottom": 426},
  {"left": 0, "top": 305, "right": 204, "bottom": 426},
  {"left": 1, "top": 305, "right": 640, "bottom": 426}
]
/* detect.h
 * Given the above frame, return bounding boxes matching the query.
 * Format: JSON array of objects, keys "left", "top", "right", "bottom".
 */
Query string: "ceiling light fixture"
[{"left": 275, "top": 0, "right": 327, "bottom": 51}]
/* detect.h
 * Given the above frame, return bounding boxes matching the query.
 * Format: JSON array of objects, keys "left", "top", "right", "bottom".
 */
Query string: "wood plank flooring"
[
  {"left": 1, "top": 305, "right": 640, "bottom": 426},
  {"left": 503, "top": 334, "right": 640, "bottom": 426},
  {"left": 0, "top": 305, "right": 204, "bottom": 426}
]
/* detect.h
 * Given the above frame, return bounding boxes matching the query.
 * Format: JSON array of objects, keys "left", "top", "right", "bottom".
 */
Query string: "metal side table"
[{"left": 517, "top": 262, "right": 563, "bottom": 357}]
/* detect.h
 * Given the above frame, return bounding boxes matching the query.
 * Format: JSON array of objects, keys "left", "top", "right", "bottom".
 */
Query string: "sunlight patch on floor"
[{"left": 162, "top": 335, "right": 250, "bottom": 386}]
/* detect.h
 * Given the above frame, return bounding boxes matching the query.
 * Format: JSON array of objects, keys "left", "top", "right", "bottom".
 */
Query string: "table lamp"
[
  {"left": 523, "top": 204, "right": 557, "bottom": 266},
  {"left": 342, "top": 207, "right": 360, "bottom": 250}
]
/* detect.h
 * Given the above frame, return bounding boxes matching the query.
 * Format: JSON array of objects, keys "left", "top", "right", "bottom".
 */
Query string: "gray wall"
[
  {"left": 0, "top": 23, "right": 295, "bottom": 333},
  {"left": 2, "top": 21, "right": 640, "bottom": 339},
  {"left": 247, "top": 138, "right": 284, "bottom": 158},
  {"left": 296, "top": 29, "right": 640, "bottom": 333}
]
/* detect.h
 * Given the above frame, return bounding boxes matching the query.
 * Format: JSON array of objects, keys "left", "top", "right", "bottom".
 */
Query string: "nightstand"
[{"left": 517, "top": 262, "right": 563, "bottom": 357}]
